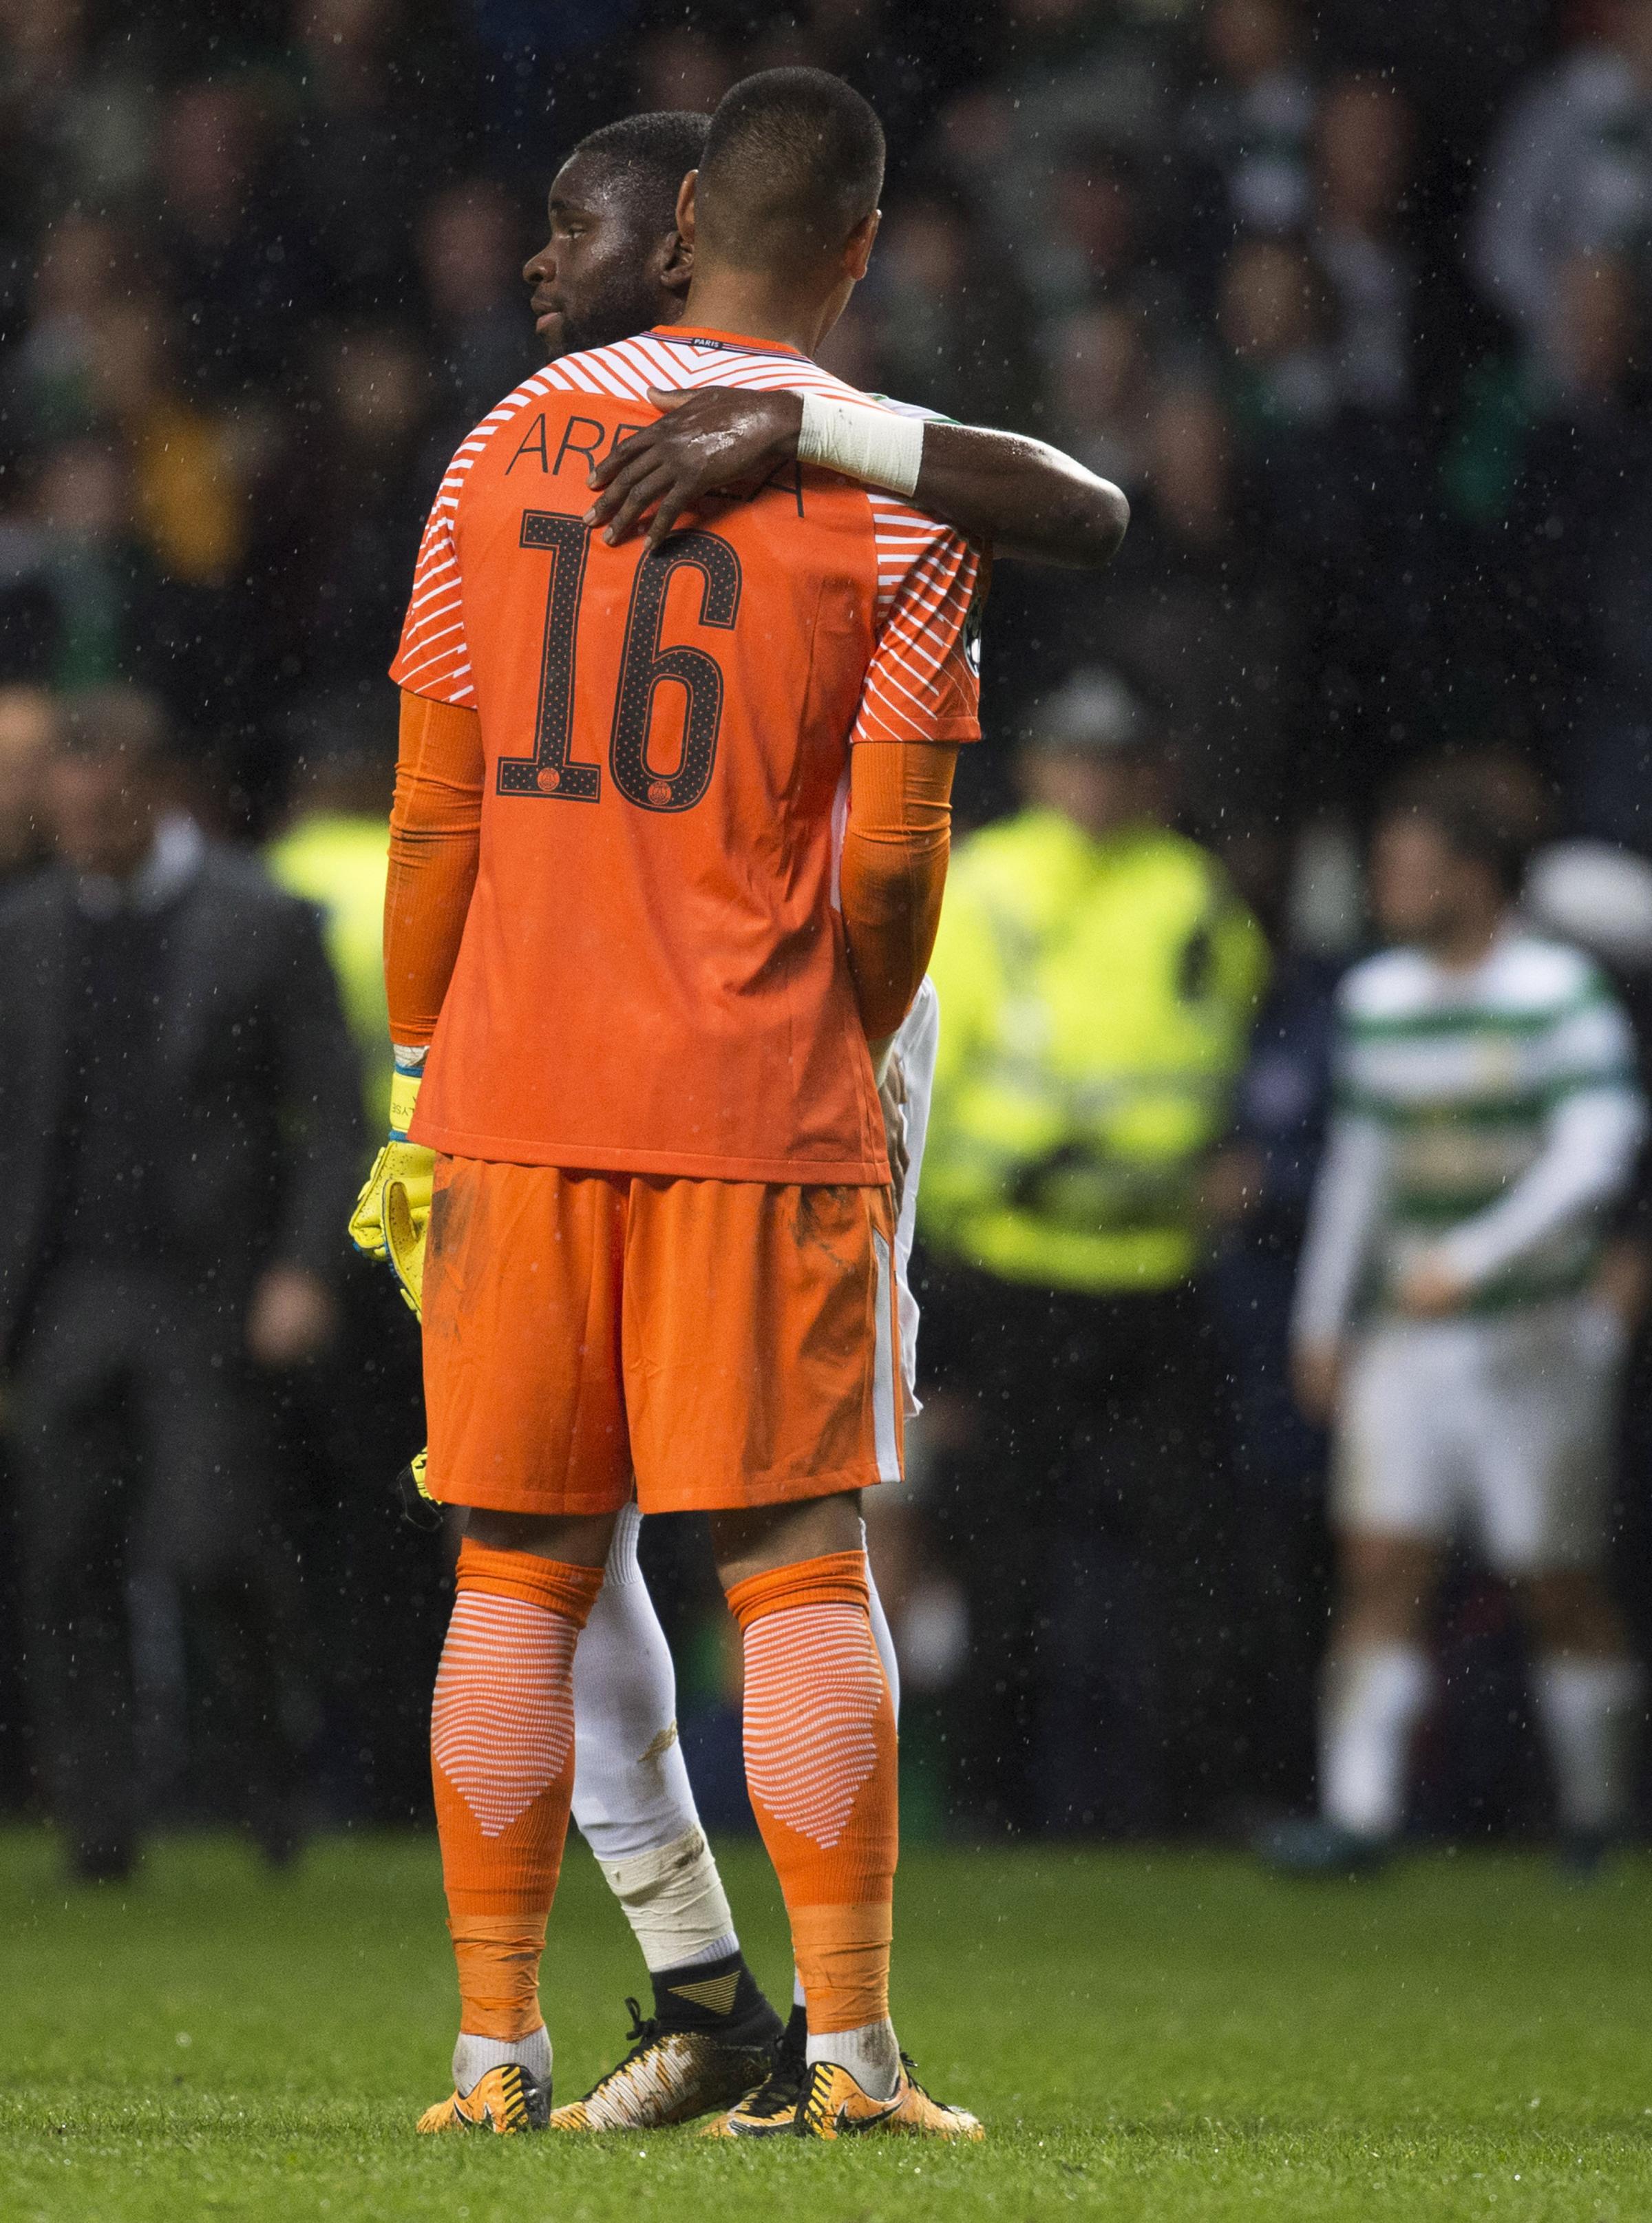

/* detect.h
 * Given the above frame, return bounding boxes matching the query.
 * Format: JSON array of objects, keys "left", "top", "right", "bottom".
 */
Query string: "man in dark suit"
[{"left": 0, "top": 686, "right": 364, "bottom": 1879}]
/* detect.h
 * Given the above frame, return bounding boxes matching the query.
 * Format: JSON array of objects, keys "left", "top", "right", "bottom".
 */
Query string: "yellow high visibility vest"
[
  {"left": 921, "top": 808, "right": 1268, "bottom": 1292},
  {"left": 266, "top": 812, "right": 392, "bottom": 1139}
]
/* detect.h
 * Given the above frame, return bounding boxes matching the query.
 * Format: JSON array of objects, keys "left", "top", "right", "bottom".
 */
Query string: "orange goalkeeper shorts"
[{"left": 419, "top": 1157, "right": 904, "bottom": 1517}]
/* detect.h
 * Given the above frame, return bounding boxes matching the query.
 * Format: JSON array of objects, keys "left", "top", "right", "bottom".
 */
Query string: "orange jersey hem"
[
  {"left": 408, "top": 1115, "right": 890, "bottom": 1188},
  {"left": 853, "top": 714, "right": 981, "bottom": 744},
  {"left": 396, "top": 677, "right": 469, "bottom": 708}
]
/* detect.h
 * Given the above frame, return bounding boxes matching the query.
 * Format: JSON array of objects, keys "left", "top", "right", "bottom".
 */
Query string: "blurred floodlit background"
[{"left": 6, "top": 0, "right": 1652, "bottom": 1877}]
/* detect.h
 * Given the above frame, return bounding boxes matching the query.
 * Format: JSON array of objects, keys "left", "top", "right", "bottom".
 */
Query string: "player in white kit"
[{"left": 1269, "top": 771, "right": 1647, "bottom": 1875}]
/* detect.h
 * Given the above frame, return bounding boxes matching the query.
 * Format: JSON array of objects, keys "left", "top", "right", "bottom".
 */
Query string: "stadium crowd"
[{"left": 6, "top": 0, "right": 1652, "bottom": 1864}]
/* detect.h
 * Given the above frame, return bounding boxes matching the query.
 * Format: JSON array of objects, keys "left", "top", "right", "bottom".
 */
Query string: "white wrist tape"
[{"left": 797, "top": 390, "right": 924, "bottom": 497}]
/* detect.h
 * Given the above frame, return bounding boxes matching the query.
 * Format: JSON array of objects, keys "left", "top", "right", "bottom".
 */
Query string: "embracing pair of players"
[{"left": 352, "top": 71, "right": 1127, "bottom": 2139}]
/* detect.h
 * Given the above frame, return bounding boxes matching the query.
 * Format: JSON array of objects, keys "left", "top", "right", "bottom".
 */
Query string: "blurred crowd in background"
[{"left": 8, "top": 0, "right": 1652, "bottom": 1864}]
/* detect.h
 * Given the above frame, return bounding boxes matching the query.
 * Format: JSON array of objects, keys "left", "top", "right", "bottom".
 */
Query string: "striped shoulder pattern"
[
  {"left": 1339, "top": 935, "right": 1604, "bottom": 1031},
  {"left": 1335, "top": 946, "right": 1434, "bottom": 1026},
  {"left": 390, "top": 368, "right": 553, "bottom": 707},
  {"left": 1484, "top": 932, "right": 1605, "bottom": 1010},
  {"left": 391, "top": 335, "right": 981, "bottom": 710},
  {"left": 545, "top": 333, "right": 975, "bottom": 630},
  {"left": 1334, "top": 933, "right": 1637, "bottom": 1128},
  {"left": 850, "top": 507, "right": 982, "bottom": 746}
]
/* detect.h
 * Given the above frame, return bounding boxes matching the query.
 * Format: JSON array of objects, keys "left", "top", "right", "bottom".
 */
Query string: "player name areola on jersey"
[{"left": 390, "top": 328, "right": 984, "bottom": 1187}]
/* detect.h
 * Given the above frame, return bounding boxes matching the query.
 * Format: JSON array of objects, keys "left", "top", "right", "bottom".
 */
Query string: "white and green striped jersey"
[{"left": 1293, "top": 930, "right": 1646, "bottom": 1336}]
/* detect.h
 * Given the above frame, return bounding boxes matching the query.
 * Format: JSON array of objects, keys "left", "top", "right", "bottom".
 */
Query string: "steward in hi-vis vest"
[{"left": 922, "top": 671, "right": 1267, "bottom": 1294}]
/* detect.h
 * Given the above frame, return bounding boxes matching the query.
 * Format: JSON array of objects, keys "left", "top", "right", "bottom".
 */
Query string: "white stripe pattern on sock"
[
  {"left": 432, "top": 1593, "right": 577, "bottom": 1837},
  {"left": 743, "top": 1604, "right": 885, "bottom": 1848}
]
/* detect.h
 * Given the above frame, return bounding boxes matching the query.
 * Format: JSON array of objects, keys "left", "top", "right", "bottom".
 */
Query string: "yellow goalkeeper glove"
[{"left": 348, "top": 1057, "right": 434, "bottom": 1316}]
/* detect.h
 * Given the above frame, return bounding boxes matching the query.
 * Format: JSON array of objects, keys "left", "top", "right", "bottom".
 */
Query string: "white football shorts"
[
  {"left": 1333, "top": 1296, "right": 1626, "bottom": 1574},
  {"left": 890, "top": 976, "right": 939, "bottom": 1417}
]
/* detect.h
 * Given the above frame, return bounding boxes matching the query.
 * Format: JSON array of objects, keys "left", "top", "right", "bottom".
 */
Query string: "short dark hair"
[
  {"left": 1383, "top": 759, "right": 1539, "bottom": 900},
  {"left": 58, "top": 683, "right": 171, "bottom": 764},
  {"left": 569, "top": 110, "right": 710, "bottom": 229},
  {"left": 697, "top": 67, "right": 885, "bottom": 266}
]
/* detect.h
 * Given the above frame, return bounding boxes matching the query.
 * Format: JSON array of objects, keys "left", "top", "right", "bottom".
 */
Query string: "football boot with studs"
[
  {"left": 551, "top": 1951, "right": 783, "bottom": 2131},
  {"left": 416, "top": 2060, "right": 551, "bottom": 2135}
]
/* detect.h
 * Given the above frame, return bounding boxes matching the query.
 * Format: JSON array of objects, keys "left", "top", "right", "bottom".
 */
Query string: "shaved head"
[{"left": 696, "top": 67, "right": 885, "bottom": 268}]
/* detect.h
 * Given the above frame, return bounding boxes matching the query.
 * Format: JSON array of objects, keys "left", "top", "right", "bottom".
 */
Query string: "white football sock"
[
  {"left": 863, "top": 1523, "right": 901, "bottom": 1720},
  {"left": 1320, "top": 1643, "right": 1431, "bottom": 1838},
  {"left": 571, "top": 1505, "right": 738, "bottom": 1970},
  {"left": 807, "top": 2016, "right": 900, "bottom": 2099},
  {"left": 789, "top": 1539, "right": 900, "bottom": 2015},
  {"left": 1532, "top": 1654, "right": 1645, "bottom": 1834},
  {"left": 454, "top": 2024, "right": 551, "bottom": 2095}
]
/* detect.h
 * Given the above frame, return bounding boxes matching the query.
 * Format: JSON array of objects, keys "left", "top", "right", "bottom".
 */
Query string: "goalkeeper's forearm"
[
  {"left": 361, "top": 687, "right": 481, "bottom": 1315},
  {"left": 385, "top": 688, "right": 483, "bottom": 1047},
  {"left": 840, "top": 739, "right": 956, "bottom": 1061}
]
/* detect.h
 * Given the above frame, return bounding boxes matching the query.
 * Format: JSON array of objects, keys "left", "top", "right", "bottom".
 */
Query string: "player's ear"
[
  {"left": 845, "top": 207, "right": 880, "bottom": 283},
  {"left": 675, "top": 169, "right": 698, "bottom": 247},
  {"left": 659, "top": 224, "right": 694, "bottom": 302}
]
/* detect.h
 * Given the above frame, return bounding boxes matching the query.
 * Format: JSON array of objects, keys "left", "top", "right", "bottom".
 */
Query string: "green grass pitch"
[{"left": 4, "top": 1827, "right": 1651, "bottom": 2220}]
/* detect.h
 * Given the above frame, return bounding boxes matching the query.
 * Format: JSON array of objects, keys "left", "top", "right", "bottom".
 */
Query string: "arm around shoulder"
[
  {"left": 584, "top": 386, "right": 1128, "bottom": 569},
  {"left": 914, "top": 423, "right": 1130, "bottom": 569}
]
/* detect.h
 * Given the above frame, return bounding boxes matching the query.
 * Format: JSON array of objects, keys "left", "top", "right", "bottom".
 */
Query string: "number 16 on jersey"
[{"left": 496, "top": 512, "right": 741, "bottom": 816}]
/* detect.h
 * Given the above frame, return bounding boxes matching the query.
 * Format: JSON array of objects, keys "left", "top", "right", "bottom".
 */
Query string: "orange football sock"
[
  {"left": 726, "top": 1550, "right": 898, "bottom": 2035},
  {"left": 432, "top": 1539, "right": 602, "bottom": 2037}
]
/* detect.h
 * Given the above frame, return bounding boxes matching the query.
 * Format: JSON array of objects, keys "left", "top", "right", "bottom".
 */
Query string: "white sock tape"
[
  {"left": 797, "top": 391, "right": 924, "bottom": 498},
  {"left": 596, "top": 1826, "right": 739, "bottom": 1974}
]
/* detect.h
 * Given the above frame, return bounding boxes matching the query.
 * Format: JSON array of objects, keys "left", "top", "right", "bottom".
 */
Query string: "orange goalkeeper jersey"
[{"left": 389, "top": 326, "right": 983, "bottom": 1185}]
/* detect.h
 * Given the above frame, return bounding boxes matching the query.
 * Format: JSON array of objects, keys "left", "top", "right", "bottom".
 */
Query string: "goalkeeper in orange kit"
[{"left": 352, "top": 77, "right": 1126, "bottom": 2139}]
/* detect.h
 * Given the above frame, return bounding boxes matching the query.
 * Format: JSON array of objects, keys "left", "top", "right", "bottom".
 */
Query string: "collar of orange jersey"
[{"left": 648, "top": 324, "right": 808, "bottom": 359}]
